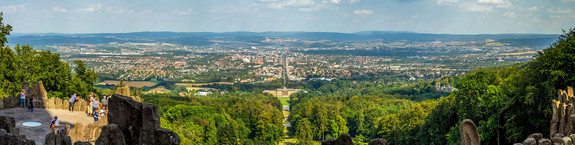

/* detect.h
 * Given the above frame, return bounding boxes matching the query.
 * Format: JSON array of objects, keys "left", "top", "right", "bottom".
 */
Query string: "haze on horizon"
[{"left": 1, "top": 0, "right": 574, "bottom": 34}]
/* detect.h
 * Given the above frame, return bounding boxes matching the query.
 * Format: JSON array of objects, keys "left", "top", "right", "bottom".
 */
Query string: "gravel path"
[{"left": 0, "top": 107, "right": 94, "bottom": 144}]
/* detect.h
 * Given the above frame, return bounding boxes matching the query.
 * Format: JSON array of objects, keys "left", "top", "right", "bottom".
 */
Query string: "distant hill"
[{"left": 7, "top": 31, "right": 559, "bottom": 49}]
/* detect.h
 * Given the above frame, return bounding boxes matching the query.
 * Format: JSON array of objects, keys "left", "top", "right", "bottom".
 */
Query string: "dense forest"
[
  {"left": 289, "top": 29, "right": 575, "bottom": 144},
  {"left": 0, "top": 12, "right": 98, "bottom": 99},
  {"left": 141, "top": 92, "right": 285, "bottom": 145}
]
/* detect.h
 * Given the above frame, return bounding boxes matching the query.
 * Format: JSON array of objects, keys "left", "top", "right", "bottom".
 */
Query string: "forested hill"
[
  {"left": 8, "top": 31, "right": 558, "bottom": 49},
  {"left": 287, "top": 29, "right": 575, "bottom": 144}
]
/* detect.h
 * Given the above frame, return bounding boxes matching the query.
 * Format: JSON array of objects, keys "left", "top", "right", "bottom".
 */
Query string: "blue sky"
[{"left": 1, "top": 0, "right": 574, "bottom": 34}]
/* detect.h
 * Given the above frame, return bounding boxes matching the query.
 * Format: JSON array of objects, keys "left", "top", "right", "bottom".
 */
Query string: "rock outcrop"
[
  {"left": 21, "top": 81, "right": 48, "bottom": 108},
  {"left": 321, "top": 133, "right": 353, "bottom": 145},
  {"left": 3, "top": 95, "right": 19, "bottom": 109},
  {"left": 552, "top": 87, "right": 575, "bottom": 136},
  {"left": 0, "top": 116, "right": 18, "bottom": 134},
  {"left": 0, "top": 116, "right": 34, "bottom": 145},
  {"left": 115, "top": 86, "right": 130, "bottom": 97},
  {"left": 460, "top": 119, "right": 481, "bottom": 145},
  {"left": 45, "top": 130, "right": 72, "bottom": 145},
  {"left": 522, "top": 138, "right": 536, "bottom": 145},
  {"left": 368, "top": 138, "right": 389, "bottom": 145},
  {"left": 97, "top": 94, "right": 179, "bottom": 145},
  {"left": 69, "top": 121, "right": 107, "bottom": 144}
]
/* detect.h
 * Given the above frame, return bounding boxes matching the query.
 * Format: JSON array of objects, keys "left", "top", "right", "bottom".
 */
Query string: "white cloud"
[
  {"left": 262, "top": 0, "right": 342, "bottom": 11},
  {"left": 437, "top": 0, "right": 459, "bottom": 5},
  {"left": 547, "top": 7, "right": 572, "bottom": 14},
  {"left": 478, "top": 0, "right": 505, "bottom": 4},
  {"left": 528, "top": 6, "right": 539, "bottom": 11},
  {"left": 349, "top": 0, "right": 360, "bottom": 3},
  {"left": 353, "top": 9, "right": 373, "bottom": 15},
  {"left": 172, "top": 9, "right": 195, "bottom": 15},
  {"left": 503, "top": 11, "right": 516, "bottom": 17},
  {"left": 0, "top": 4, "right": 27, "bottom": 13},
  {"left": 267, "top": 3, "right": 285, "bottom": 9},
  {"left": 52, "top": 6, "right": 68, "bottom": 13},
  {"left": 77, "top": 2, "right": 103, "bottom": 13},
  {"left": 463, "top": 3, "right": 493, "bottom": 12},
  {"left": 437, "top": 0, "right": 511, "bottom": 12}
]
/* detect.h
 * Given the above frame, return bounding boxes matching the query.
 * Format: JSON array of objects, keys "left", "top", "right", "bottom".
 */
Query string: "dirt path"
[{"left": 0, "top": 107, "right": 94, "bottom": 144}]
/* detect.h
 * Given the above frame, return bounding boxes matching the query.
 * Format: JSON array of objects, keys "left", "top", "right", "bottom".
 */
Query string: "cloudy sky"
[{"left": 1, "top": 0, "right": 574, "bottom": 34}]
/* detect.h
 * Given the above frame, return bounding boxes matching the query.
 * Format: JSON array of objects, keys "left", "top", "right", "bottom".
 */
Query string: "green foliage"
[
  {"left": 0, "top": 14, "right": 98, "bottom": 99},
  {"left": 142, "top": 92, "right": 284, "bottom": 145}
]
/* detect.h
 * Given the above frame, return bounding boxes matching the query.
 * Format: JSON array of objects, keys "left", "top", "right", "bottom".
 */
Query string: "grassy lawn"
[{"left": 279, "top": 97, "right": 290, "bottom": 106}]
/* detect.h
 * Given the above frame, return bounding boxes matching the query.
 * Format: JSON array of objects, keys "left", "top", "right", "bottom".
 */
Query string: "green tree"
[
  {"left": 0, "top": 12, "right": 12, "bottom": 47},
  {"left": 296, "top": 118, "right": 313, "bottom": 145}
]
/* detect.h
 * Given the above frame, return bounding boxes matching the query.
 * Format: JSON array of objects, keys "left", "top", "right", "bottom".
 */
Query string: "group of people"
[
  {"left": 88, "top": 93, "right": 109, "bottom": 122},
  {"left": 50, "top": 92, "right": 111, "bottom": 134}
]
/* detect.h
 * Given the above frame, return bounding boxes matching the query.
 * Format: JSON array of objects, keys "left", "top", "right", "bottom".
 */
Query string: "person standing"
[
  {"left": 101, "top": 94, "right": 109, "bottom": 110},
  {"left": 28, "top": 95, "right": 34, "bottom": 112},
  {"left": 92, "top": 97, "right": 99, "bottom": 117},
  {"left": 69, "top": 93, "right": 78, "bottom": 112},
  {"left": 20, "top": 89, "right": 26, "bottom": 108}
]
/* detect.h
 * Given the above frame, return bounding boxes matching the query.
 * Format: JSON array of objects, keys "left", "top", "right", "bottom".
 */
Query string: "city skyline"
[{"left": 1, "top": 0, "right": 574, "bottom": 34}]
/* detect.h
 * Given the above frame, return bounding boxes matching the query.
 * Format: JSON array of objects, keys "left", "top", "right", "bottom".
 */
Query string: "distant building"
[
  {"left": 435, "top": 82, "right": 456, "bottom": 92},
  {"left": 264, "top": 88, "right": 301, "bottom": 97},
  {"left": 195, "top": 91, "right": 212, "bottom": 96}
]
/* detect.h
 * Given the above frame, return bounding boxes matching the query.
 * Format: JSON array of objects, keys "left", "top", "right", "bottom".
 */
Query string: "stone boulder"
[
  {"left": 3, "top": 95, "right": 19, "bottom": 109},
  {"left": 105, "top": 94, "right": 179, "bottom": 145},
  {"left": 368, "top": 138, "right": 388, "bottom": 145},
  {"left": 22, "top": 81, "right": 48, "bottom": 108},
  {"left": 565, "top": 136, "right": 573, "bottom": 145},
  {"left": 538, "top": 138, "right": 552, "bottom": 145},
  {"left": 45, "top": 97, "right": 55, "bottom": 109},
  {"left": 528, "top": 133, "right": 543, "bottom": 141},
  {"left": 73, "top": 141, "right": 91, "bottom": 145},
  {"left": 321, "top": 133, "right": 353, "bottom": 145},
  {"left": 95, "top": 124, "right": 126, "bottom": 145},
  {"left": 0, "top": 116, "right": 17, "bottom": 134},
  {"left": 73, "top": 99, "right": 88, "bottom": 112},
  {"left": 69, "top": 122, "right": 82, "bottom": 143},
  {"left": 54, "top": 98, "right": 63, "bottom": 110},
  {"left": 460, "top": 119, "right": 481, "bottom": 145},
  {"left": 115, "top": 86, "right": 130, "bottom": 97},
  {"left": 512, "top": 143, "right": 523, "bottom": 145},
  {"left": 0, "top": 128, "right": 35, "bottom": 145},
  {"left": 522, "top": 138, "right": 536, "bottom": 145},
  {"left": 0, "top": 97, "right": 4, "bottom": 110},
  {"left": 321, "top": 139, "right": 336, "bottom": 145},
  {"left": 554, "top": 133, "right": 566, "bottom": 138},
  {"left": 45, "top": 130, "right": 72, "bottom": 145},
  {"left": 552, "top": 137, "right": 564, "bottom": 145}
]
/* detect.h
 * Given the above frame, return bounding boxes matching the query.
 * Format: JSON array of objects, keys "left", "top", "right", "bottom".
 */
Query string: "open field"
[
  {"left": 98, "top": 80, "right": 157, "bottom": 88},
  {"left": 497, "top": 51, "right": 537, "bottom": 55},
  {"left": 148, "top": 86, "right": 170, "bottom": 93},
  {"left": 185, "top": 87, "right": 216, "bottom": 91}
]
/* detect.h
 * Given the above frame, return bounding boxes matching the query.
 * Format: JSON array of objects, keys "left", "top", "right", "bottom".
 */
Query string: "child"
[
  {"left": 93, "top": 110, "right": 99, "bottom": 121},
  {"left": 28, "top": 95, "right": 34, "bottom": 112}
]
